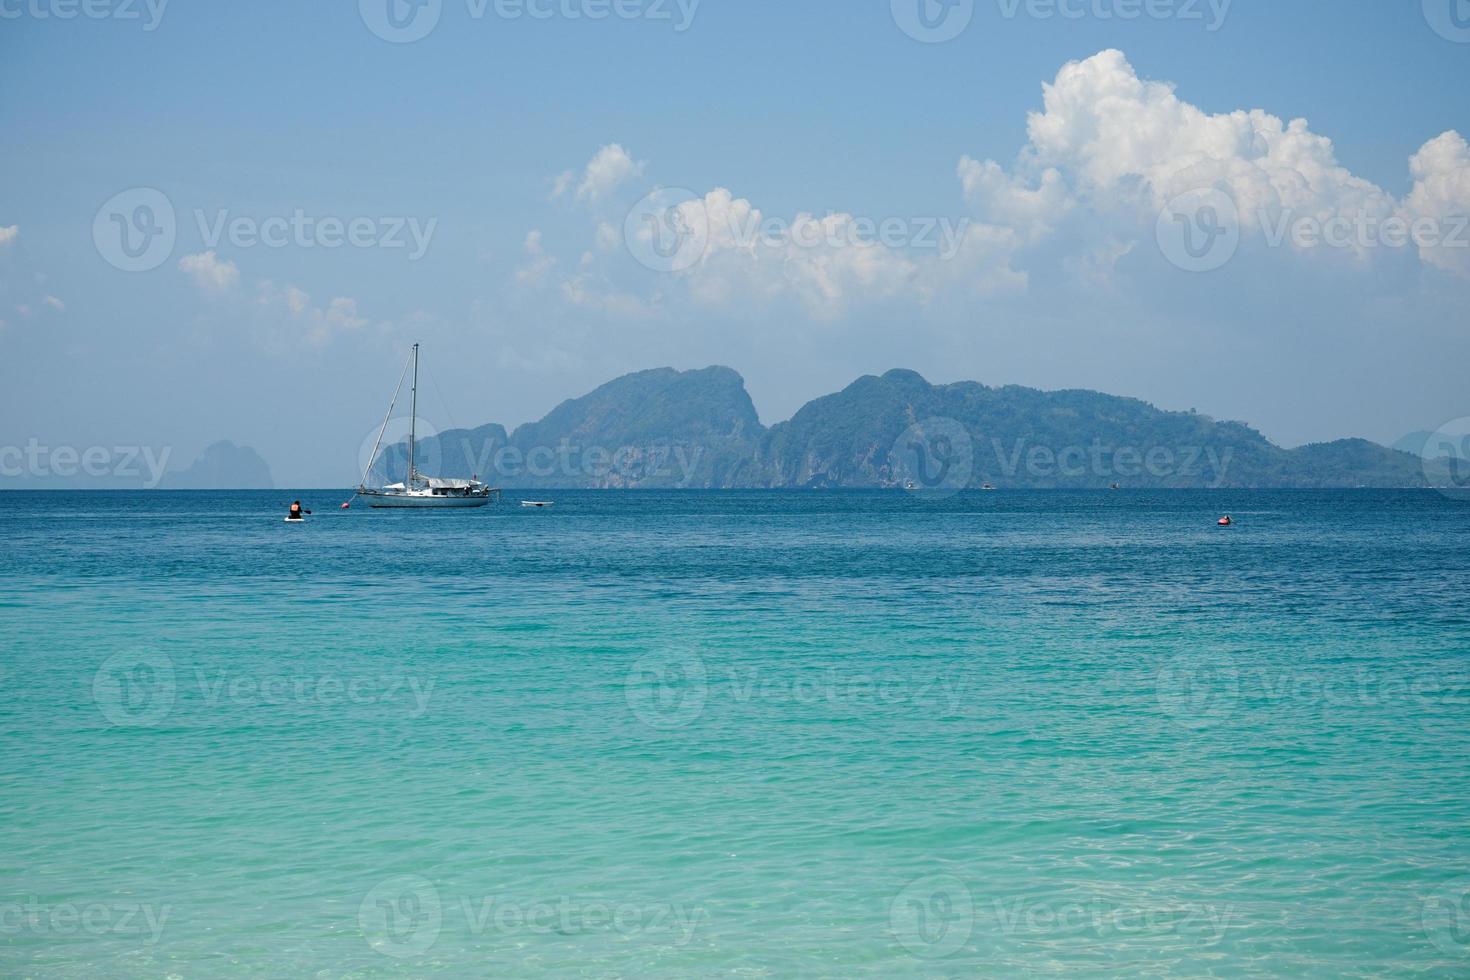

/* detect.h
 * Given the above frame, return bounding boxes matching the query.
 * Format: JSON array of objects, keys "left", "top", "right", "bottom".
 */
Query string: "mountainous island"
[
  {"left": 378, "top": 367, "right": 1450, "bottom": 490},
  {"left": 162, "top": 440, "right": 275, "bottom": 490}
]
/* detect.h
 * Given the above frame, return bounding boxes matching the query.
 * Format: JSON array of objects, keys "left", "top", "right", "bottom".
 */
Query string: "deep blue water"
[{"left": 1, "top": 490, "right": 1469, "bottom": 977}]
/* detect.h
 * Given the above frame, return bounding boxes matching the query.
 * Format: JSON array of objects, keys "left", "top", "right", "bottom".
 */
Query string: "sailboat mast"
[{"left": 407, "top": 343, "right": 419, "bottom": 485}]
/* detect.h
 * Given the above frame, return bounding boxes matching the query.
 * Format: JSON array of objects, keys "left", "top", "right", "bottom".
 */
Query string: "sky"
[{"left": 1, "top": 0, "right": 1468, "bottom": 486}]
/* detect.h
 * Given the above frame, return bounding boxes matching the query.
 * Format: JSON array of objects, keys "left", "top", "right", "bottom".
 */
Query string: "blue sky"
[{"left": 1, "top": 0, "right": 1467, "bottom": 484}]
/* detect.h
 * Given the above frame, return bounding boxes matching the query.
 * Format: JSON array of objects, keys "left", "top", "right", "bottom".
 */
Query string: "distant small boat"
[
  {"left": 1110, "top": 483, "right": 1121, "bottom": 490},
  {"left": 521, "top": 500, "right": 553, "bottom": 509},
  {"left": 981, "top": 483, "right": 996, "bottom": 491},
  {"left": 904, "top": 480, "right": 918, "bottom": 491}
]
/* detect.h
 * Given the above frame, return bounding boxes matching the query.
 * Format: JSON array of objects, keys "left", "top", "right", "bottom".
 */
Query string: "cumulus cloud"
[
  {"left": 178, "top": 250, "right": 240, "bottom": 292},
  {"left": 636, "top": 188, "right": 932, "bottom": 318},
  {"left": 43, "top": 295, "right": 64, "bottom": 311},
  {"left": 619, "top": 187, "right": 1014, "bottom": 318},
  {"left": 535, "top": 50, "right": 1470, "bottom": 322},
  {"left": 1403, "top": 131, "right": 1470, "bottom": 275},
  {"left": 0, "top": 225, "right": 17, "bottom": 246},
  {"left": 965, "top": 49, "right": 1468, "bottom": 273},
  {"left": 556, "top": 144, "right": 645, "bottom": 204},
  {"left": 957, "top": 159, "right": 1072, "bottom": 241},
  {"left": 1022, "top": 50, "right": 1394, "bottom": 223}
]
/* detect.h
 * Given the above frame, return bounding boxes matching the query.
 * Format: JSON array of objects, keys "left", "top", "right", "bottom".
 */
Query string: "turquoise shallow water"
[{"left": 2, "top": 489, "right": 1469, "bottom": 977}]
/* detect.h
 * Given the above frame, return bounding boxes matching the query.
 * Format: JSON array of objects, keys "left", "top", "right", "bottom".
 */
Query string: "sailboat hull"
[{"left": 360, "top": 491, "right": 494, "bottom": 509}]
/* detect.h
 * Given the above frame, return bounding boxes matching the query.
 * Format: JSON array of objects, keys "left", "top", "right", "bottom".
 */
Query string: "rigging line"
[
  {"left": 424, "top": 360, "right": 460, "bottom": 436},
  {"left": 360, "top": 348, "right": 414, "bottom": 487},
  {"left": 425, "top": 359, "right": 480, "bottom": 477}
]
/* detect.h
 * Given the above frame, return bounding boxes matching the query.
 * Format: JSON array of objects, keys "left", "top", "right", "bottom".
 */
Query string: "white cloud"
[
  {"left": 556, "top": 144, "right": 646, "bottom": 204},
  {"left": 594, "top": 221, "right": 621, "bottom": 252},
  {"left": 957, "top": 159, "right": 1072, "bottom": 241},
  {"left": 255, "top": 280, "right": 369, "bottom": 348},
  {"left": 532, "top": 51, "right": 1470, "bottom": 322},
  {"left": 515, "top": 230, "right": 557, "bottom": 286},
  {"left": 178, "top": 250, "right": 240, "bottom": 292},
  {"left": 650, "top": 188, "right": 933, "bottom": 318},
  {"left": 963, "top": 49, "right": 1469, "bottom": 274},
  {"left": 43, "top": 295, "right": 64, "bottom": 311},
  {"left": 1404, "top": 131, "right": 1470, "bottom": 276},
  {"left": 1017, "top": 50, "right": 1394, "bottom": 224},
  {"left": 0, "top": 225, "right": 17, "bottom": 247},
  {"left": 610, "top": 186, "right": 1016, "bottom": 318}
]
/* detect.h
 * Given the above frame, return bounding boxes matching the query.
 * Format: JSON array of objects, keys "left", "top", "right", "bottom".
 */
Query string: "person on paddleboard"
[{"left": 288, "top": 501, "right": 310, "bottom": 521}]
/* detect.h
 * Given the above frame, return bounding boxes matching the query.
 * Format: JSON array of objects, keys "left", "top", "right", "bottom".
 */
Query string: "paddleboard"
[{"left": 284, "top": 517, "right": 307, "bottom": 524}]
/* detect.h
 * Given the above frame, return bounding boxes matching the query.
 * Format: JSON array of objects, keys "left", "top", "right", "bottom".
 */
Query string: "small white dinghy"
[{"left": 521, "top": 500, "right": 554, "bottom": 509}]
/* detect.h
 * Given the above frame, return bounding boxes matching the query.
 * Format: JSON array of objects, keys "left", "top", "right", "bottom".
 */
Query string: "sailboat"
[{"left": 356, "top": 344, "right": 500, "bottom": 509}]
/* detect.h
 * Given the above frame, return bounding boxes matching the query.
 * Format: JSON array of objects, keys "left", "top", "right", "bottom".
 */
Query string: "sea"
[{"left": 1, "top": 489, "right": 1468, "bottom": 978}]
